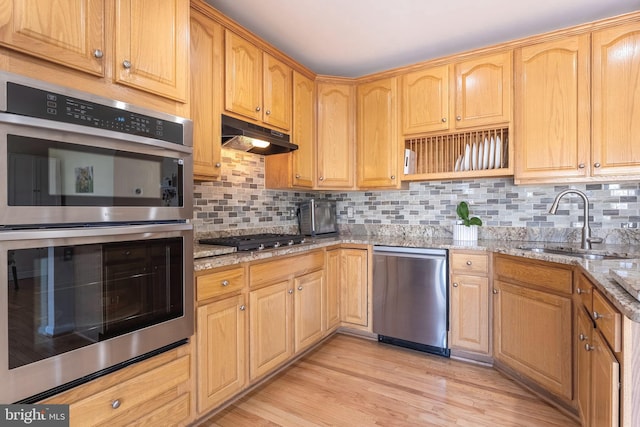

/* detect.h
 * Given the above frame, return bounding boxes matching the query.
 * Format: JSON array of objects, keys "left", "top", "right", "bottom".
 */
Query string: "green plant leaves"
[{"left": 456, "top": 201, "right": 482, "bottom": 227}]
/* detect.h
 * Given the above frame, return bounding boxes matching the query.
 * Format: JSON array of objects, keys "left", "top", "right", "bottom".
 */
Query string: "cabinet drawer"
[
  {"left": 250, "top": 250, "right": 324, "bottom": 288},
  {"left": 592, "top": 290, "right": 621, "bottom": 353},
  {"left": 494, "top": 254, "right": 573, "bottom": 295},
  {"left": 197, "top": 266, "right": 245, "bottom": 301},
  {"left": 451, "top": 252, "right": 488, "bottom": 274},
  {"left": 575, "top": 272, "right": 594, "bottom": 313},
  {"left": 70, "top": 355, "right": 190, "bottom": 426}
]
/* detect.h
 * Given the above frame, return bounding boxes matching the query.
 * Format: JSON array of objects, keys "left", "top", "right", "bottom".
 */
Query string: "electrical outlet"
[{"left": 347, "top": 207, "right": 354, "bottom": 219}]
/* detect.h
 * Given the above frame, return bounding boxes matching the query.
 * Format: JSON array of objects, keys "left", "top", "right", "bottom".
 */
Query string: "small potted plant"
[{"left": 453, "top": 201, "right": 482, "bottom": 241}]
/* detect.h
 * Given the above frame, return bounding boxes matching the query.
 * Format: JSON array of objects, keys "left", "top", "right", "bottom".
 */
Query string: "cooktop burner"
[{"left": 198, "top": 233, "right": 306, "bottom": 251}]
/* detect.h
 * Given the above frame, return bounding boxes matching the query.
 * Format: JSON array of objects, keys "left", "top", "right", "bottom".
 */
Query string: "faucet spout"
[{"left": 548, "top": 189, "right": 602, "bottom": 250}]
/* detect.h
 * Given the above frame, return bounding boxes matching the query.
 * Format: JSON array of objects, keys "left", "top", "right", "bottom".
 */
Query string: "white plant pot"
[{"left": 453, "top": 223, "right": 478, "bottom": 242}]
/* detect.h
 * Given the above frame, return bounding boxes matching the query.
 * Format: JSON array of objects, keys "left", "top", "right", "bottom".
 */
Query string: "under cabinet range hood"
[{"left": 221, "top": 114, "right": 298, "bottom": 155}]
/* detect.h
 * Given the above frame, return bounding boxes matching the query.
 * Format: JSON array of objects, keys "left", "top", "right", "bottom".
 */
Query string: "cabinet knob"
[
  {"left": 239, "top": 305, "right": 246, "bottom": 311},
  {"left": 576, "top": 288, "right": 583, "bottom": 295},
  {"left": 593, "top": 311, "right": 602, "bottom": 320},
  {"left": 255, "top": 106, "right": 261, "bottom": 112},
  {"left": 579, "top": 333, "right": 588, "bottom": 341},
  {"left": 319, "top": 176, "right": 324, "bottom": 181},
  {"left": 441, "top": 118, "right": 447, "bottom": 123},
  {"left": 215, "top": 162, "right": 221, "bottom": 168},
  {"left": 585, "top": 343, "right": 594, "bottom": 351},
  {"left": 390, "top": 175, "right": 395, "bottom": 180},
  {"left": 221, "top": 280, "right": 229, "bottom": 287},
  {"left": 594, "top": 162, "right": 601, "bottom": 168},
  {"left": 112, "top": 399, "right": 121, "bottom": 409},
  {"left": 492, "top": 289, "right": 499, "bottom": 294},
  {"left": 452, "top": 283, "right": 459, "bottom": 287},
  {"left": 93, "top": 49, "right": 104, "bottom": 59},
  {"left": 295, "top": 174, "right": 301, "bottom": 179},
  {"left": 466, "top": 260, "right": 472, "bottom": 266},
  {"left": 578, "top": 163, "right": 585, "bottom": 169},
  {"left": 288, "top": 289, "right": 293, "bottom": 294},
  {"left": 298, "top": 286, "right": 303, "bottom": 291},
  {"left": 265, "top": 110, "right": 271, "bottom": 115},
  {"left": 122, "top": 60, "right": 132, "bottom": 69},
  {"left": 456, "top": 116, "right": 462, "bottom": 121}
]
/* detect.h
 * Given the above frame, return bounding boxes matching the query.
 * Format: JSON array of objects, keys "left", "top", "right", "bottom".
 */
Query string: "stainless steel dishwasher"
[{"left": 372, "top": 246, "right": 449, "bottom": 357}]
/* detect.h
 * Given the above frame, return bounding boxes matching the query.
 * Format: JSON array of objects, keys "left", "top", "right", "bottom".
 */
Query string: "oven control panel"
[{"left": 5, "top": 82, "right": 184, "bottom": 145}]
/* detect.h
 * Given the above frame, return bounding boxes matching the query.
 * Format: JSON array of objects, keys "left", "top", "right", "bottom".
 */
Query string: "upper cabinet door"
[
  {"left": 224, "top": 30, "right": 262, "bottom": 121},
  {"left": 0, "top": 0, "right": 105, "bottom": 76},
  {"left": 291, "top": 71, "right": 315, "bottom": 188},
  {"left": 592, "top": 22, "right": 640, "bottom": 178},
  {"left": 454, "top": 51, "right": 512, "bottom": 128},
  {"left": 401, "top": 65, "right": 449, "bottom": 134},
  {"left": 263, "top": 53, "right": 292, "bottom": 130},
  {"left": 316, "top": 81, "right": 356, "bottom": 189},
  {"left": 114, "top": 0, "right": 188, "bottom": 102},
  {"left": 357, "top": 77, "right": 398, "bottom": 188},
  {"left": 514, "top": 36, "right": 590, "bottom": 182}
]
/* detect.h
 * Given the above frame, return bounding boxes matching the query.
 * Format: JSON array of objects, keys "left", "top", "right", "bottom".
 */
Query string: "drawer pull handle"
[
  {"left": 593, "top": 311, "right": 602, "bottom": 320},
  {"left": 298, "top": 286, "right": 303, "bottom": 291},
  {"left": 452, "top": 283, "right": 459, "bottom": 288},
  {"left": 492, "top": 289, "right": 499, "bottom": 294},
  {"left": 221, "top": 280, "right": 229, "bottom": 287},
  {"left": 466, "top": 261, "right": 472, "bottom": 266},
  {"left": 112, "top": 399, "right": 121, "bottom": 409},
  {"left": 585, "top": 343, "right": 594, "bottom": 352},
  {"left": 288, "top": 289, "right": 293, "bottom": 294},
  {"left": 579, "top": 333, "right": 587, "bottom": 341},
  {"left": 576, "top": 288, "right": 583, "bottom": 295},
  {"left": 239, "top": 305, "right": 246, "bottom": 311}
]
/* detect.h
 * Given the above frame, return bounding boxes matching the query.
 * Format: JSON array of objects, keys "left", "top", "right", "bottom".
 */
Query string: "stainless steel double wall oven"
[{"left": 0, "top": 71, "right": 194, "bottom": 403}]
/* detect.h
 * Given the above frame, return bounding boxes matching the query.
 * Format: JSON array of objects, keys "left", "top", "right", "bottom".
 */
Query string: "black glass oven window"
[
  {"left": 7, "top": 237, "right": 184, "bottom": 369},
  {"left": 7, "top": 135, "right": 183, "bottom": 207}
]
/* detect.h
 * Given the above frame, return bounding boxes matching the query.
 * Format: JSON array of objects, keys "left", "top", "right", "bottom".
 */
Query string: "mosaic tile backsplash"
[{"left": 192, "top": 149, "right": 640, "bottom": 243}]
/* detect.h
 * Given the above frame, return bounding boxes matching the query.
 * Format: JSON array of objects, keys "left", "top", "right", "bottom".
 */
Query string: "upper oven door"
[{"left": 0, "top": 113, "right": 193, "bottom": 226}]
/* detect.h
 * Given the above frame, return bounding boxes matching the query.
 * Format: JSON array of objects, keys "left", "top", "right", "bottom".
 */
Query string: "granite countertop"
[{"left": 194, "top": 234, "right": 640, "bottom": 322}]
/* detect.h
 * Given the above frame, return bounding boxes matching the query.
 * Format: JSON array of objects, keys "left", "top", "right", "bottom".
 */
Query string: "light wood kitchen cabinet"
[
  {"left": 249, "top": 250, "right": 325, "bottom": 380},
  {"left": 574, "top": 271, "right": 621, "bottom": 427},
  {"left": 196, "top": 294, "right": 247, "bottom": 414},
  {"left": 450, "top": 251, "right": 490, "bottom": 356},
  {"left": 316, "top": 79, "right": 356, "bottom": 189},
  {"left": 401, "top": 65, "right": 449, "bottom": 134},
  {"left": 357, "top": 77, "right": 400, "bottom": 189},
  {"left": 454, "top": 51, "right": 511, "bottom": 129},
  {"left": 514, "top": 35, "right": 590, "bottom": 183},
  {"left": 324, "top": 249, "right": 341, "bottom": 332},
  {"left": 42, "top": 345, "right": 192, "bottom": 426},
  {"left": 294, "top": 269, "right": 324, "bottom": 352},
  {"left": 592, "top": 21, "right": 640, "bottom": 178},
  {"left": 225, "top": 30, "right": 292, "bottom": 130},
  {"left": 340, "top": 248, "right": 369, "bottom": 327},
  {"left": 190, "top": 7, "right": 223, "bottom": 180},
  {"left": 265, "top": 71, "right": 316, "bottom": 189},
  {"left": 493, "top": 254, "right": 573, "bottom": 401},
  {"left": 195, "top": 265, "right": 247, "bottom": 414},
  {"left": 249, "top": 280, "right": 293, "bottom": 380},
  {"left": 0, "top": 0, "right": 105, "bottom": 76},
  {"left": 401, "top": 51, "right": 511, "bottom": 136},
  {"left": 114, "top": 0, "right": 188, "bottom": 102}
]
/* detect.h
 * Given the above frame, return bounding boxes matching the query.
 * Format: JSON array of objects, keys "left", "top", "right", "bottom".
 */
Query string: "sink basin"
[{"left": 518, "top": 246, "right": 632, "bottom": 260}]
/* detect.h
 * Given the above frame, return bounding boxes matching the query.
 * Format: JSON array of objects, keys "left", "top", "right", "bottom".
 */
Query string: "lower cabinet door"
[
  {"left": 249, "top": 281, "right": 293, "bottom": 380},
  {"left": 294, "top": 270, "right": 324, "bottom": 352},
  {"left": 576, "top": 306, "right": 593, "bottom": 426},
  {"left": 340, "top": 249, "right": 368, "bottom": 326},
  {"left": 494, "top": 281, "right": 572, "bottom": 399},
  {"left": 196, "top": 295, "right": 247, "bottom": 414},
  {"left": 590, "top": 330, "right": 620, "bottom": 427},
  {"left": 450, "top": 274, "right": 489, "bottom": 354}
]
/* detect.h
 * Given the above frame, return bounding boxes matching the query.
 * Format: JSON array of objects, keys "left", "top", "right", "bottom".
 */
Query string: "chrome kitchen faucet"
[{"left": 548, "top": 189, "right": 603, "bottom": 250}]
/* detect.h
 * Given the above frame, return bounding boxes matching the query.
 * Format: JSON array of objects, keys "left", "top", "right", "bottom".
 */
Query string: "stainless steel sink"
[{"left": 518, "top": 245, "right": 632, "bottom": 260}]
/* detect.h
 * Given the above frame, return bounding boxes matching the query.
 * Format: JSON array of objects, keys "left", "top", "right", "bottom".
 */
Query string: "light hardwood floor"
[{"left": 198, "top": 334, "right": 579, "bottom": 427}]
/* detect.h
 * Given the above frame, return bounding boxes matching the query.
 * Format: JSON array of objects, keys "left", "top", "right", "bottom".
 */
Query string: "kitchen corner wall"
[{"left": 192, "top": 149, "right": 640, "bottom": 242}]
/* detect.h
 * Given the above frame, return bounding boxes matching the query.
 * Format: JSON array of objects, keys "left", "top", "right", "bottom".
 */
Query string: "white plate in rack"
[
  {"left": 495, "top": 135, "right": 502, "bottom": 168},
  {"left": 488, "top": 137, "right": 495, "bottom": 169},
  {"left": 454, "top": 155, "right": 462, "bottom": 172},
  {"left": 483, "top": 137, "right": 489, "bottom": 169},
  {"left": 472, "top": 142, "right": 477, "bottom": 170},
  {"left": 477, "top": 140, "right": 484, "bottom": 170},
  {"left": 463, "top": 144, "right": 471, "bottom": 171}
]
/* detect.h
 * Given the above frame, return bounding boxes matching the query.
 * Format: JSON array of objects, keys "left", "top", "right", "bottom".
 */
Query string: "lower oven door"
[{"left": 0, "top": 223, "right": 193, "bottom": 403}]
